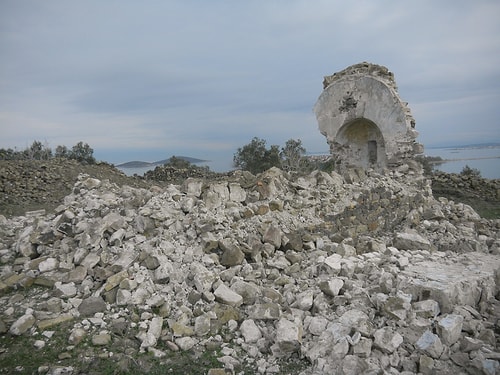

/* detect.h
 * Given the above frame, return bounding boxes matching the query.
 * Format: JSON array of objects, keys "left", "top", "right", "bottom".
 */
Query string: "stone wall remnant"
[{"left": 314, "top": 62, "right": 424, "bottom": 173}]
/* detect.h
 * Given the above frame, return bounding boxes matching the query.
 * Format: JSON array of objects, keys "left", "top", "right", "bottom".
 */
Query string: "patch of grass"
[
  {"left": 0, "top": 328, "right": 230, "bottom": 375},
  {"left": 0, "top": 321, "right": 74, "bottom": 374},
  {"left": 79, "top": 348, "right": 227, "bottom": 375},
  {"left": 437, "top": 193, "right": 500, "bottom": 219},
  {"left": 275, "top": 356, "right": 311, "bottom": 375}
]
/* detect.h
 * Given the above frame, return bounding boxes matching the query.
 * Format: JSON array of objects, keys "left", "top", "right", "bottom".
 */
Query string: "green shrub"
[
  {"left": 69, "top": 141, "right": 96, "bottom": 164},
  {"left": 234, "top": 137, "right": 316, "bottom": 175},
  {"left": 460, "top": 164, "right": 481, "bottom": 178},
  {"left": 233, "top": 137, "right": 281, "bottom": 174}
]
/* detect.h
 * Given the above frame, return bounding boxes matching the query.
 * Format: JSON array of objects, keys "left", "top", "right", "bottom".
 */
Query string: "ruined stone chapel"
[{"left": 314, "top": 62, "right": 424, "bottom": 173}]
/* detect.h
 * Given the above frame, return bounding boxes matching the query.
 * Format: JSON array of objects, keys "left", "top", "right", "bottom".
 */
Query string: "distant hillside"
[
  {"left": 117, "top": 156, "right": 208, "bottom": 168},
  {"left": 453, "top": 142, "right": 500, "bottom": 149},
  {"left": 428, "top": 142, "right": 500, "bottom": 150},
  {"left": 116, "top": 161, "right": 152, "bottom": 168}
]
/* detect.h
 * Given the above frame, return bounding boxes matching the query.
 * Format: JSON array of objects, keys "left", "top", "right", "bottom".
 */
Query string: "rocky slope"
[
  {"left": 0, "top": 162, "right": 499, "bottom": 374},
  {"left": 431, "top": 171, "right": 500, "bottom": 219},
  {"left": 0, "top": 160, "right": 150, "bottom": 217}
]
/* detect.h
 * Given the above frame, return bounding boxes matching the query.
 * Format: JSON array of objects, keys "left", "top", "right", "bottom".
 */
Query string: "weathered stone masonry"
[{"left": 314, "top": 62, "right": 424, "bottom": 173}]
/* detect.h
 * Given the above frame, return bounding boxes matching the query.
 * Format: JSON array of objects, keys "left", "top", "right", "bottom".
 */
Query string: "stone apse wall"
[{"left": 314, "top": 62, "right": 424, "bottom": 173}]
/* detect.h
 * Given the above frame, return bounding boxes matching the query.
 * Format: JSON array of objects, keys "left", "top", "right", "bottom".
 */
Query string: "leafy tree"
[
  {"left": 166, "top": 156, "right": 191, "bottom": 169},
  {"left": 24, "top": 140, "right": 52, "bottom": 160},
  {"left": 69, "top": 141, "right": 95, "bottom": 164},
  {"left": 0, "top": 148, "right": 16, "bottom": 160},
  {"left": 55, "top": 145, "right": 69, "bottom": 158},
  {"left": 280, "top": 139, "right": 307, "bottom": 172},
  {"left": 233, "top": 137, "right": 281, "bottom": 174},
  {"left": 460, "top": 164, "right": 481, "bottom": 178},
  {"left": 0, "top": 140, "right": 99, "bottom": 164}
]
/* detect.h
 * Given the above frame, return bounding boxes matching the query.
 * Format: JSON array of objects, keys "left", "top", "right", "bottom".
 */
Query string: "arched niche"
[
  {"left": 335, "top": 118, "right": 387, "bottom": 170},
  {"left": 314, "top": 63, "right": 423, "bottom": 173}
]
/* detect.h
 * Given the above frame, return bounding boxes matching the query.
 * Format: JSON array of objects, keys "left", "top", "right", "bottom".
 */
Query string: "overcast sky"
[{"left": 1, "top": 1, "right": 499, "bottom": 169}]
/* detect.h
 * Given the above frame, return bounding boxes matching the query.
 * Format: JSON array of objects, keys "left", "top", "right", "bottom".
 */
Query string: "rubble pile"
[
  {"left": 143, "top": 164, "right": 222, "bottom": 184},
  {"left": 0, "top": 159, "right": 146, "bottom": 217},
  {"left": 431, "top": 171, "right": 500, "bottom": 202},
  {"left": 0, "top": 167, "right": 499, "bottom": 374}
]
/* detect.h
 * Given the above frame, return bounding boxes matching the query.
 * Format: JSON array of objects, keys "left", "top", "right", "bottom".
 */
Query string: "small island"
[{"left": 116, "top": 156, "right": 208, "bottom": 169}]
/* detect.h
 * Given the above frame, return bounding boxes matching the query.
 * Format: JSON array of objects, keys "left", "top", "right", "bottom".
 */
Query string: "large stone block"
[
  {"left": 437, "top": 314, "right": 463, "bottom": 345},
  {"left": 213, "top": 283, "right": 243, "bottom": 307},
  {"left": 9, "top": 312, "right": 36, "bottom": 335},
  {"left": 247, "top": 303, "right": 281, "bottom": 320},
  {"left": 373, "top": 327, "right": 403, "bottom": 354},
  {"left": 273, "top": 318, "right": 302, "bottom": 354},
  {"left": 398, "top": 252, "right": 500, "bottom": 313},
  {"left": 415, "top": 330, "right": 443, "bottom": 359},
  {"left": 394, "top": 232, "right": 431, "bottom": 251},
  {"left": 239, "top": 319, "right": 262, "bottom": 343},
  {"left": 78, "top": 296, "right": 107, "bottom": 316},
  {"left": 219, "top": 239, "right": 245, "bottom": 267}
]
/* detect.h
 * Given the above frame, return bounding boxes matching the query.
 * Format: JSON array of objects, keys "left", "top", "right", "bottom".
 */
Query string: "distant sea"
[
  {"left": 425, "top": 145, "right": 500, "bottom": 179},
  {"left": 116, "top": 146, "right": 500, "bottom": 180},
  {"left": 117, "top": 157, "right": 235, "bottom": 176}
]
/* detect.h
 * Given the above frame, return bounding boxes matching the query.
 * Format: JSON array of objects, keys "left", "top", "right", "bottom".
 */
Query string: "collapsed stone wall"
[
  {"left": 0, "top": 159, "right": 148, "bottom": 217},
  {"left": 314, "top": 62, "right": 423, "bottom": 173},
  {"left": 431, "top": 171, "right": 500, "bottom": 202},
  {"left": 0, "top": 168, "right": 499, "bottom": 374}
]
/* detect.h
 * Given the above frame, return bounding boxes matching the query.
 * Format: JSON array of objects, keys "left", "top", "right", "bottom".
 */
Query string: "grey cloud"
[{"left": 1, "top": 0, "right": 499, "bottom": 159}]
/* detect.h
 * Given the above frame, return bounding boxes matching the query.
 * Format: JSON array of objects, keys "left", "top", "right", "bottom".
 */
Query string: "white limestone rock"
[
  {"left": 292, "top": 290, "right": 314, "bottom": 311},
  {"left": 352, "top": 337, "right": 373, "bottom": 358},
  {"left": 319, "top": 278, "right": 344, "bottom": 297},
  {"left": 412, "top": 299, "right": 440, "bottom": 319},
  {"left": 175, "top": 336, "right": 197, "bottom": 351},
  {"left": 228, "top": 183, "right": 247, "bottom": 202},
  {"left": 153, "top": 261, "right": 174, "bottom": 283},
  {"left": 230, "top": 280, "right": 260, "bottom": 305},
  {"left": 68, "top": 328, "right": 87, "bottom": 345},
  {"left": 247, "top": 303, "right": 281, "bottom": 320},
  {"left": 219, "top": 239, "right": 245, "bottom": 267},
  {"left": 273, "top": 318, "right": 302, "bottom": 355},
  {"left": 336, "top": 243, "right": 356, "bottom": 257},
  {"left": 15, "top": 226, "right": 36, "bottom": 258},
  {"left": 9, "top": 312, "right": 36, "bottom": 336},
  {"left": 194, "top": 314, "right": 212, "bottom": 337},
  {"left": 38, "top": 257, "right": 59, "bottom": 273},
  {"left": 239, "top": 319, "right": 262, "bottom": 343},
  {"left": 92, "top": 332, "right": 111, "bottom": 346},
  {"left": 373, "top": 327, "right": 403, "bottom": 354},
  {"left": 338, "top": 309, "right": 370, "bottom": 331},
  {"left": 306, "top": 316, "right": 329, "bottom": 336},
  {"left": 322, "top": 254, "right": 342, "bottom": 275},
  {"left": 116, "top": 289, "right": 132, "bottom": 306},
  {"left": 394, "top": 232, "right": 431, "bottom": 251},
  {"left": 182, "top": 178, "right": 204, "bottom": 197},
  {"left": 437, "top": 314, "right": 463, "bottom": 346},
  {"left": 34, "top": 340, "right": 46, "bottom": 349},
  {"left": 53, "top": 282, "right": 77, "bottom": 298},
  {"left": 340, "top": 355, "right": 369, "bottom": 375},
  {"left": 415, "top": 330, "right": 444, "bottom": 359},
  {"left": 139, "top": 317, "right": 163, "bottom": 349},
  {"left": 213, "top": 283, "right": 243, "bottom": 307},
  {"left": 191, "top": 263, "right": 217, "bottom": 293},
  {"left": 263, "top": 224, "right": 282, "bottom": 248}
]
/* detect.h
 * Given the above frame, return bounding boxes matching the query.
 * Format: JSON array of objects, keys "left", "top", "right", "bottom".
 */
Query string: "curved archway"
[{"left": 335, "top": 118, "right": 387, "bottom": 170}]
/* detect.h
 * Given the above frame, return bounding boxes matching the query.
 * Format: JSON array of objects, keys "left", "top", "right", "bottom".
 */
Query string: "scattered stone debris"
[
  {"left": 0, "top": 166, "right": 499, "bottom": 374},
  {"left": 0, "top": 159, "right": 149, "bottom": 217}
]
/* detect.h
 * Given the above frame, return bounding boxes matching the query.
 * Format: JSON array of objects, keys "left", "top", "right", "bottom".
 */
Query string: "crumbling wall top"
[{"left": 322, "top": 62, "right": 397, "bottom": 91}]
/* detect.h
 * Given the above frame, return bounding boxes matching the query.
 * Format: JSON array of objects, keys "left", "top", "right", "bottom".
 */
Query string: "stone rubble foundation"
[{"left": 0, "top": 167, "right": 499, "bottom": 374}]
